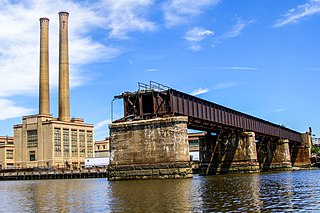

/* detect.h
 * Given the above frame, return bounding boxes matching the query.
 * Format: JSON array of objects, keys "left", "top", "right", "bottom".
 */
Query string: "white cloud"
[
  {"left": 274, "top": 0, "right": 320, "bottom": 27},
  {"left": 146, "top": 68, "right": 159, "bottom": 72},
  {"left": 0, "top": 99, "right": 34, "bottom": 120},
  {"left": 100, "top": 0, "right": 156, "bottom": 39},
  {"left": 213, "top": 82, "right": 237, "bottom": 90},
  {"left": 274, "top": 108, "right": 288, "bottom": 112},
  {"left": 224, "top": 20, "right": 250, "bottom": 38},
  {"left": 0, "top": 0, "right": 119, "bottom": 119},
  {"left": 95, "top": 119, "right": 111, "bottom": 130},
  {"left": 214, "top": 66, "right": 258, "bottom": 71},
  {"left": 191, "top": 88, "right": 209, "bottom": 96},
  {"left": 162, "top": 0, "right": 220, "bottom": 27},
  {"left": 185, "top": 27, "right": 214, "bottom": 42},
  {"left": 190, "top": 45, "right": 202, "bottom": 52},
  {"left": 184, "top": 27, "right": 214, "bottom": 51},
  {"left": 213, "top": 19, "right": 254, "bottom": 47}
]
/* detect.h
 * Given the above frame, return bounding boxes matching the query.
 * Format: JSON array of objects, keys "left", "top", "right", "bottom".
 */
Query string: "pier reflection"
[{"left": 109, "top": 178, "right": 193, "bottom": 212}]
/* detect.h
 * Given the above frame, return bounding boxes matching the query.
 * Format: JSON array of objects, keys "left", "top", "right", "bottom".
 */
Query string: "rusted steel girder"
[{"left": 114, "top": 82, "right": 302, "bottom": 143}]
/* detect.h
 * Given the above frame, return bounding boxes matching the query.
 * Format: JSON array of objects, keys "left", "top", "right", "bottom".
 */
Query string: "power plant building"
[
  {"left": 0, "top": 136, "right": 14, "bottom": 169},
  {"left": 13, "top": 12, "right": 94, "bottom": 169}
]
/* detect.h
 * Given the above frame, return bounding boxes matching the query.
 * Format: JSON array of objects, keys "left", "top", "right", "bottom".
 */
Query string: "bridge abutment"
[
  {"left": 199, "top": 131, "right": 260, "bottom": 175},
  {"left": 108, "top": 116, "right": 192, "bottom": 181}
]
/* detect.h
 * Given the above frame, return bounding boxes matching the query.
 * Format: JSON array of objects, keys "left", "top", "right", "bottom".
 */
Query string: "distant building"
[
  {"left": 0, "top": 136, "right": 14, "bottom": 169},
  {"left": 95, "top": 137, "right": 110, "bottom": 158},
  {"left": 313, "top": 137, "right": 320, "bottom": 146},
  {"left": 14, "top": 116, "right": 94, "bottom": 169},
  {"left": 188, "top": 132, "right": 206, "bottom": 161}
]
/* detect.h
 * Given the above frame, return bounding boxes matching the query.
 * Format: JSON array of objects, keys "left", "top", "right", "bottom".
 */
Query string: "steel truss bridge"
[{"left": 114, "top": 81, "right": 302, "bottom": 143}]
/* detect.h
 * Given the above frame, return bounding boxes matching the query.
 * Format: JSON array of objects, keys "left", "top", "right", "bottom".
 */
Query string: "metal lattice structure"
[{"left": 114, "top": 81, "right": 302, "bottom": 143}]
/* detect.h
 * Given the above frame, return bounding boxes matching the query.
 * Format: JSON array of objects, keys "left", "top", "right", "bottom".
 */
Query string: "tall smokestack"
[
  {"left": 58, "top": 11, "right": 70, "bottom": 121},
  {"left": 39, "top": 17, "right": 50, "bottom": 115}
]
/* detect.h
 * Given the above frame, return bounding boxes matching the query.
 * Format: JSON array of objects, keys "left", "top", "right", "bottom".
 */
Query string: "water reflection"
[
  {"left": 0, "top": 179, "right": 113, "bottom": 212},
  {"left": 193, "top": 174, "right": 263, "bottom": 212},
  {"left": 109, "top": 179, "right": 194, "bottom": 212},
  {"left": 0, "top": 170, "right": 320, "bottom": 212},
  {"left": 258, "top": 171, "right": 320, "bottom": 211}
]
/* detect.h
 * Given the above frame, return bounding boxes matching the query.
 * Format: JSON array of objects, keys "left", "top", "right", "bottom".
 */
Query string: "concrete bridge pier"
[
  {"left": 199, "top": 131, "right": 260, "bottom": 175},
  {"left": 108, "top": 116, "right": 193, "bottom": 181},
  {"left": 257, "top": 138, "right": 292, "bottom": 171},
  {"left": 291, "top": 133, "right": 312, "bottom": 168}
]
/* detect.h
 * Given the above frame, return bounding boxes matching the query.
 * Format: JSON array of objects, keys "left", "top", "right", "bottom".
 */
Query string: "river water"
[{"left": 1, "top": 169, "right": 320, "bottom": 212}]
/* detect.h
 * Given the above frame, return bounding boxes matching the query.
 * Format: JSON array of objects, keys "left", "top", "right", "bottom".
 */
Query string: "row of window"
[
  {"left": 54, "top": 128, "right": 93, "bottom": 158},
  {"left": 25, "top": 128, "right": 93, "bottom": 160},
  {"left": 27, "top": 130, "right": 38, "bottom": 148},
  {"left": 6, "top": 149, "right": 14, "bottom": 159},
  {"left": 97, "top": 145, "right": 107, "bottom": 150}
]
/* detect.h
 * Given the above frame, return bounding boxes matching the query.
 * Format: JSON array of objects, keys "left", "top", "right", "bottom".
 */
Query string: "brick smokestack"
[
  {"left": 39, "top": 17, "right": 50, "bottom": 115},
  {"left": 58, "top": 11, "right": 70, "bottom": 121}
]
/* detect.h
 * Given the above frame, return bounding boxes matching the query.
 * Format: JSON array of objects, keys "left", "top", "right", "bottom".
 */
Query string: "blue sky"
[{"left": 0, "top": 0, "right": 319, "bottom": 140}]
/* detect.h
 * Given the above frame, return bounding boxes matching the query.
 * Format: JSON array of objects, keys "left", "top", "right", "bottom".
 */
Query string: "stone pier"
[
  {"left": 108, "top": 116, "right": 192, "bottom": 181},
  {"left": 270, "top": 139, "right": 292, "bottom": 171},
  {"left": 199, "top": 131, "right": 260, "bottom": 175},
  {"left": 258, "top": 138, "right": 292, "bottom": 171},
  {"left": 291, "top": 133, "right": 312, "bottom": 167}
]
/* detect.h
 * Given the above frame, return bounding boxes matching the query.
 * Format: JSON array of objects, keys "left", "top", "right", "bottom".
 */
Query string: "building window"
[
  {"left": 54, "top": 128, "right": 61, "bottom": 157},
  {"left": 27, "top": 130, "right": 38, "bottom": 147},
  {"left": 63, "top": 129, "right": 70, "bottom": 157},
  {"left": 87, "top": 131, "right": 93, "bottom": 158},
  {"left": 6, "top": 163, "right": 14, "bottom": 169},
  {"left": 189, "top": 139, "right": 199, "bottom": 147},
  {"left": 79, "top": 130, "right": 85, "bottom": 157},
  {"left": 29, "top": 151, "right": 36, "bottom": 161},
  {"left": 71, "top": 130, "right": 78, "bottom": 157},
  {"left": 6, "top": 149, "right": 14, "bottom": 159}
]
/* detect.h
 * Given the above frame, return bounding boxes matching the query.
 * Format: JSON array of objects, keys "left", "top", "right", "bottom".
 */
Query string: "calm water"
[{"left": 1, "top": 169, "right": 320, "bottom": 212}]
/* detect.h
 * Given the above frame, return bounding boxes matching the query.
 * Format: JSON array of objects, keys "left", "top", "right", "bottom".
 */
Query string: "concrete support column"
[
  {"left": 292, "top": 133, "right": 312, "bottom": 167},
  {"left": 199, "top": 131, "right": 259, "bottom": 175},
  {"left": 108, "top": 116, "right": 192, "bottom": 181},
  {"left": 39, "top": 17, "right": 50, "bottom": 115},
  {"left": 228, "top": 132, "right": 259, "bottom": 173},
  {"left": 269, "top": 139, "right": 292, "bottom": 171},
  {"left": 58, "top": 11, "right": 70, "bottom": 122}
]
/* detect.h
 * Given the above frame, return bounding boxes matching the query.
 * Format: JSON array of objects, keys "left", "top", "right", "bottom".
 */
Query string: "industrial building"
[
  {"left": 94, "top": 137, "right": 110, "bottom": 158},
  {"left": 13, "top": 12, "right": 94, "bottom": 169},
  {"left": 0, "top": 136, "right": 14, "bottom": 169}
]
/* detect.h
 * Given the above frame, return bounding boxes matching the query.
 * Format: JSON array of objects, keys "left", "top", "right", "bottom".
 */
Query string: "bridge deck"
[{"left": 115, "top": 82, "right": 302, "bottom": 143}]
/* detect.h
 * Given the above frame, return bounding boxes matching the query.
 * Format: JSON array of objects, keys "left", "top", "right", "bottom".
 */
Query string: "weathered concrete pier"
[
  {"left": 109, "top": 82, "right": 312, "bottom": 180},
  {"left": 199, "top": 131, "right": 260, "bottom": 175},
  {"left": 108, "top": 116, "right": 192, "bottom": 180}
]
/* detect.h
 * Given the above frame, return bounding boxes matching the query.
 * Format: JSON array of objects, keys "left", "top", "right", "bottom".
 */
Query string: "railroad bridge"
[{"left": 108, "top": 82, "right": 311, "bottom": 181}]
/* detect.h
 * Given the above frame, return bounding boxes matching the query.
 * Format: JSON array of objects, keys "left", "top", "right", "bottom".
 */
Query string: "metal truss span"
[{"left": 114, "top": 81, "right": 302, "bottom": 143}]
